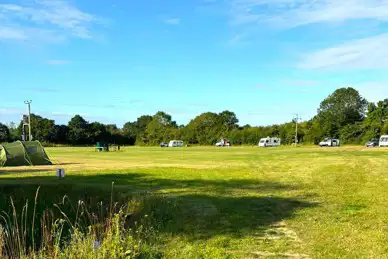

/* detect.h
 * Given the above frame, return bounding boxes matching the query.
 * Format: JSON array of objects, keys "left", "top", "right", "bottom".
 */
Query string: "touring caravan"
[
  {"left": 258, "top": 137, "right": 281, "bottom": 147},
  {"left": 319, "top": 138, "right": 340, "bottom": 147},
  {"left": 379, "top": 135, "right": 388, "bottom": 147},
  {"left": 168, "top": 140, "right": 184, "bottom": 147}
]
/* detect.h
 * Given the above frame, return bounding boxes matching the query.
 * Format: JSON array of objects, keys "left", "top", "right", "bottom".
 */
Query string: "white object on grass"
[
  {"left": 56, "top": 168, "right": 65, "bottom": 178},
  {"left": 379, "top": 135, "right": 388, "bottom": 147},
  {"left": 258, "top": 137, "right": 281, "bottom": 147}
]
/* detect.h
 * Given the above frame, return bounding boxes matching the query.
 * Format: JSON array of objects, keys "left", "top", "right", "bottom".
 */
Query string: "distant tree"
[
  {"left": 278, "top": 122, "right": 295, "bottom": 144},
  {"left": 47, "top": 125, "right": 69, "bottom": 144},
  {"left": 340, "top": 123, "right": 364, "bottom": 144},
  {"left": 122, "top": 122, "right": 137, "bottom": 145},
  {"left": 67, "top": 115, "right": 90, "bottom": 145},
  {"left": 0, "top": 123, "right": 10, "bottom": 142},
  {"left": 123, "top": 115, "right": 153, "bottom": 145},
  {"left": 17, "top": 114, "right": 56, "bottom": 142},
  {"left": 219, "top": 110, "right": 239, "bottom": 132},
  {"left": 8, "top": 122, "right": 19, "bottom": 141},
  {"left": 105, "top": 124, "right": 126, "bottom": 144},
  {"left": 316, "top": 87, "right": 368, "bottom": 138},
  {"left": 185, "top": 112, "right": 222, "bottom": 145},
  {"left": 1, "top": 86, "right": 385, "bottom": 146},
  {"left": 105, "top": 124, "right": 120, "bottom": 136},
  {"left": 382, "top": 123, "right": 388, "bottom": 135},
  {"left": 145, "top": 111, "right": 177, "bottom": 145},
  {"left": 136, "top": 115, "right": 153, "bottom": 129},
  {"left": 240, "top": 124, "right": 251, "bottom": 130},
  {"left": 153, "top": 111, "right": 177, "bottom": 127},
  {"left": 89, "top": 122, "right": 110, "bottom": 143},
  {"left": 362, "top": 99, "right": 388, "bottom": 140}
]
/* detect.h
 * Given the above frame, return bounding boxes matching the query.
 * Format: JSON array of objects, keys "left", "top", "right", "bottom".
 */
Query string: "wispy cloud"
[
  {"left": 299, "top": 33, "right": 388, "bottom": 70},
  {"left": 227, "top": 0, "right": 388, "bottom": 28},
  {"left": 0, "top": 0, "right": 104, "bottom": 43},
  {"left": 46, "top": 59, "right": 71, "bottom": 65},
  {"left": 227, "top": 32, "right": 252, "bottom": 46},
  {"left": 164, "top": 18, "right": 180, "bottom": 25}
]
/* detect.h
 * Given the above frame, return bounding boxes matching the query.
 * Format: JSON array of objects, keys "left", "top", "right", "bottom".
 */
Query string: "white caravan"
[
  {"left": 379, "top": 135, "right": 388, "bottom": 147},
  {"left": 319, "top": 138, "right": 340, "bottom": 147},
  {"left": 258, "top": 137, "right": 281, "bottom": 147},
  {"left": 168, "top": 140, "right": 184, "bottom": 147}
]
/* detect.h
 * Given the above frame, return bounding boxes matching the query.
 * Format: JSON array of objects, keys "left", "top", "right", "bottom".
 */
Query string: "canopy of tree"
[{"left": 1, "top": 87, "right": 387, "bottom": 145}]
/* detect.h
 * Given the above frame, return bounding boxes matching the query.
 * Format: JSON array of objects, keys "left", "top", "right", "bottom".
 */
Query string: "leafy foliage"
[{"left": 0, "top": 123, "right": 10, "bottom": 143}]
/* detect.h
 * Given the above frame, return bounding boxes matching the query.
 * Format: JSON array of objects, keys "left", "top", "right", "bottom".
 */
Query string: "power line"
[{"left": 24, "top": 100, "right": 32, "bottom": 141}]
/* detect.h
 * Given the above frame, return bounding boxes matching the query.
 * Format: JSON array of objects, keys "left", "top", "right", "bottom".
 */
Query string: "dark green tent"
[{"left": 0, "top": 141, "right": 52, "bottom": 167}]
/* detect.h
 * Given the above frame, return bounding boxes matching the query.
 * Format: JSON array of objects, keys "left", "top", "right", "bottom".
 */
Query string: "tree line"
[{"left": 0, "top": 87, "right": 387, "bottom": 145}]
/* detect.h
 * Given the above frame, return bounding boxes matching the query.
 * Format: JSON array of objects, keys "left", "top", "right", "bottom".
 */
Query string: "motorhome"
[
  {"left": 258, "top": 137, "right": 281, "bottom": 147},
  {"left": 168, "top": 140, "right": 184, "bottom": 147},
  {"left": 319, "top": 138, "right": 340, "bottom": 147},
  {"left": 379, "top": 135, "right": 388, "bottom": 147}
]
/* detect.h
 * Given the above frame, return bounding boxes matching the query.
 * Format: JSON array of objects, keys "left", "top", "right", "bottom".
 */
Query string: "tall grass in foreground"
[{"left": 0, "top": 184, "right": 162, "bottom": 258}]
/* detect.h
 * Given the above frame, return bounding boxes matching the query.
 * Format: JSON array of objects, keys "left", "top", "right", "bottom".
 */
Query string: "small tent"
[{"left": 0, "top": 141, "right": 52, "bottom": 167}]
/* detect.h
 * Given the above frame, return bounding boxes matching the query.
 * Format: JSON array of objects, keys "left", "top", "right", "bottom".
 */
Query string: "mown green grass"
[{"left": 1, "top": 146, "right": 388, "bottom": 258}]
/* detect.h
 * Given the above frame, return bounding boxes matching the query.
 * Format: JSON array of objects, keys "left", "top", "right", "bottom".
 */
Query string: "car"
[
  {"left": 366, "top": 139, "right": 379, "bottom": 147},
  {"left": 160, "top": 142, "right": 169, "bottom": 147},
  {"left": 216, "top": 141, "right": 230, "bottom": 147},
  {"left": 215, "top": 138, "right": 231, "bottom": 147}
]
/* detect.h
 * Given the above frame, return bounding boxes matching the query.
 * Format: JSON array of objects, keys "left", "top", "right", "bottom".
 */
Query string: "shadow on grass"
[
  {"left": 0, "top": 163, "right": 82, "bottom": 174},
  {"left": 0, "top": 168, "right": 54, "bottom": 174},
  {"left": 157, "top": 194, "right": 313, "bottom": 240},
  {"left": 0, "top": 172, "right": 316, "bottom": 243},
  {"left": 0, "top": 173, "right": 298, "bottom": 194}
]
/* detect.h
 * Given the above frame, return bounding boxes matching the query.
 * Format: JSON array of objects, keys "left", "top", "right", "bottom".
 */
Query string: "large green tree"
[
  {"left": 316, "top": 87, "right": 368, "bottom": 138},
  {"left": 89, "top": 122, "right": 110, "bottom": 143},
  {"left": 219, "top": 110, "right": 239, "bottom": 133},
  {"left": 145, "top": 112, "right": 177, "bottom": 145},
  {"left": 0, "top": 123, "right": 10, "bottom": 142},
  {"left": 123, "top": 115, "right": 153, "bottom": 145},
  {"left": 17, "top": 114, "right": 56, "bottom": 142},
  {"left": 67, "top": 115, "right": 90, "bottom": 145},
  {"left": 185, "top": 112, "right": 223, "bottom": 145},
  {"left": 47, "top": 125, "right": 69, "bottom": 144},
  {"left": 362, "top": 99, "right": 388, "bottom": 140}
]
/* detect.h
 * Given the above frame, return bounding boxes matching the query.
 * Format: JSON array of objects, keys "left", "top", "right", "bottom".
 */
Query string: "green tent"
[{"left": 0, "top": 141, "right": 52, "bottom": 167}]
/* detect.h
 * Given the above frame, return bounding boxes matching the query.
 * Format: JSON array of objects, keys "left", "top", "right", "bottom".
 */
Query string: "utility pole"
[
  {"left": 294, "top": 113, "right": 302, "bottom": 147},
  {"left": 24, "top": 100, "right": 32, "bottom": 141}
]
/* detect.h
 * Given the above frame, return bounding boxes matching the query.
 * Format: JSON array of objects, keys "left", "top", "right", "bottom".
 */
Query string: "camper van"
[
  {"left": 168, "top": 140, "right": 184, "bottom": 147},
  {"left": 258, "top": 137, "right": 281, "bottom": 147},
  {"left": 319, "top": 138, "right": 340, "bottom": 147},
  {"left": 379, "top": 135, "right": 388, "bottom": 147}
]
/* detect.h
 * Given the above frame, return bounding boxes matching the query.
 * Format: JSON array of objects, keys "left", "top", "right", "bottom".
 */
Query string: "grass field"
[{"left": 1, "top": 146, "right": 388, "bottom": 258}]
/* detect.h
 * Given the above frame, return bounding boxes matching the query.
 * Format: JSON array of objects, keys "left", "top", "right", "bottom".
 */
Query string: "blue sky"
[{"left": 1, "top": 0, "right": 388, "bottom": 127}]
